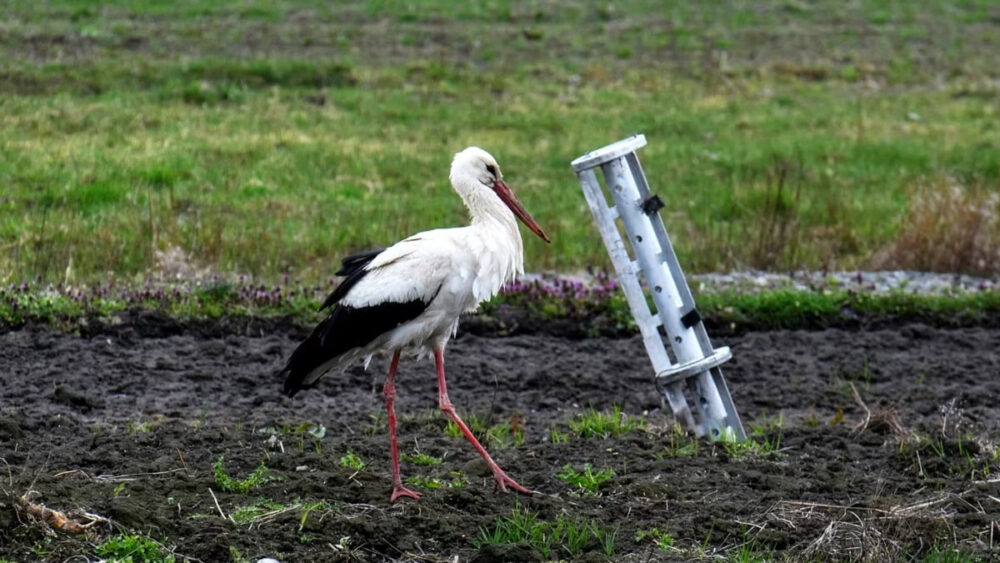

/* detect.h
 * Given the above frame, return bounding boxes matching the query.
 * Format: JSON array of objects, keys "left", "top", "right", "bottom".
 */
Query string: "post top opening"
[{"left": 571, "top": 134, "right": 647, "bottom": 172}]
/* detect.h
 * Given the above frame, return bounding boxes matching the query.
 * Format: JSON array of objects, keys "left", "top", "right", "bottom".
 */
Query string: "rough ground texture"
[{"left": 1, "top": 315, "right": 999, "bottom": 561}]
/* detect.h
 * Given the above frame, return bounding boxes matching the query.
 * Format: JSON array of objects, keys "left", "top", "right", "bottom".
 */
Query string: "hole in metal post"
[
  {"left": 654, "top": 285, "right": 662, "bottom": 293},
  {"left": 636, "top": 235, "right": 642, "bottom": 243},
  {"left": 674, "top": 336, "right": 682, "bottom": 343}
]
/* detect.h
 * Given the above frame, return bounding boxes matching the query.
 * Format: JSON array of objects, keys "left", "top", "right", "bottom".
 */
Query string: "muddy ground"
[{"left": 2, "top": 315, "right": 1000, "bottom": 562}]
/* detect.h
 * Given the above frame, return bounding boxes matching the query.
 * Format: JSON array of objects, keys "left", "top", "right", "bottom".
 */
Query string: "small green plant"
[
  {"left": 299, "top": 500, "right": 334, "bottom": 530},
  {"left": 473, "top": 503, "right": 617, "bottom": 557},
  {"left": 448, "top": 471, "right": 467, "bottom": 488},
  {"left": 549, "top": 427, "right": 569, "bottom": 443},
  {"left": 445, "top": 420, "right": 463, "bottom": 438},
  {"left": 473, "top": 503, "right": 550, "bottom": 557},
  {"left": 723, "top": 414, "right": 784, "bottom": 458},
  {"left": 445, "top": 414, "right": 524, "bottom": 448},
  {"left": 728, "top": 540, "right": 775, "bottom": 563},
  {"left": 591, "top": 521, "right": 620, "bottom": 557},
  {"left": 802, "top": 408, "right": 820, "bottom": 428},
  {"left": 127, "top": 419, "right": 153, "bottom": 436},
  {"left": 919, "top": 545, "right": 980, "bottom": 562},
  {"left": 551, "top": 514, "right": 590, "bottom": 556},
  {"left": 569, "top": 405, "right": 643, "bottom": 438},
  {"left": 402, "top": 452, "right": 443, "bottom": 466},
  {"left": 661, "top": 424, "right": 699, "bottom": 457},
  {"left": 557, "top": 464, "right": 615, "bottom": 495},
  {"left": 113, "top": 482, "right": 128, "bottom": 498},
  {"left": 229, "top": 545, "right": 249, "bottom": 563},
  {"left": 445, "top": 412, "right": 486, "bottom": 438},
  {"left": 406, "top": 473, "right": 466, "bottom": 490},
  {"left": 636, "top": 527, "right": 676, "bottom": 551},
  {"left": 445, "top": 413, "right": 487, "bottom": 437},
  {"left": 407, "top": 475, "right": 446, "bottom": 490},
  {"left": 364, "top": 413, "right": 386, "bottom": 437},
  {"left": 339, "top": 451, "right": 364, "bottom": 470},
  {"left": 230, "top": 499, "right": 287, "bottom": 525},
  {"left": 485, "top": 420, "right": 525, "bottom": 449},
  {"left": 213, "top": 456, "right": 272, "bottom": 493},
  {"left": 95, "top": 534, "right": 176, "bottom": 563}
]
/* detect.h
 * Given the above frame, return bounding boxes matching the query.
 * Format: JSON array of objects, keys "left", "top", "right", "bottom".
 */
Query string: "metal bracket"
[{"left": 571, "top": 135, "right": 746, "bottom": 441}]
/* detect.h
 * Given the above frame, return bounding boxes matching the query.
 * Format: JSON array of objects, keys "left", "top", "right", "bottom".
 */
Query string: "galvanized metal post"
[{"left": 572, "top": 135, "right": 746, "bottom": 441}]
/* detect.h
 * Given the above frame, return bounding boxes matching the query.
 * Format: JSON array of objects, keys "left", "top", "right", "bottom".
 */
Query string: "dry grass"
[
  {"left": 760, "top": 494, "right": 984, "bottom": 561},
  {"left": 874, "top": 179, "right": 1000, "bottom": 276}
]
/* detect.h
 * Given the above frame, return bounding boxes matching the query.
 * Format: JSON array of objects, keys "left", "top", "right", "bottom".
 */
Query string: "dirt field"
[{"left": 2, "top": 315, "right": 999, "bottom": 561}]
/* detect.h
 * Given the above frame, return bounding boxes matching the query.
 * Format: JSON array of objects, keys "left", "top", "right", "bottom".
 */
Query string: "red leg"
[
  {"left": 385, "top": 351, "right": 421, "bottom": 502},
  {"left": 434, "top": 349, "right": 531, "bottom": 494}
]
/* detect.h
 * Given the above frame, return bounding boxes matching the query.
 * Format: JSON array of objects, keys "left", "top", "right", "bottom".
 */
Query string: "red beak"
[{"left": 493, "top": 180, "right": 551, "bottom": 243}]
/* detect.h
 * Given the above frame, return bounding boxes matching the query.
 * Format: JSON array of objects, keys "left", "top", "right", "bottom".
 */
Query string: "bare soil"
[{"left": 2, "top": 315, "right": 999, "bottom": 561}]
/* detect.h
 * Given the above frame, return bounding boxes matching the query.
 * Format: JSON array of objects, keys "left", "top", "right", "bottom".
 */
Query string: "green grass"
[
  {"left": 4, "top": 277, "right": 1000, "bottom": 332},
  {"left": 919, "top": 546, "right": 982, "bottom": 563},
  {"left": 94, "top": 534, "right": 176, "bottom": 563},
  {"left": 229, "top": 499, "right": 287, "bottom": 525},
  {"left": 570, "top": 405, "right": 644, "bottom": 438},
  {"left": 3, "top": 1, "right": 1000, "bottom": 284},
  {"left": 636, "top": 528, "right": 676, "bottom": 551},
  {"left": 212, "top": 456, "right": 273, "bottom": 494},
  {"left": 402, "top": 452, "right": 443, "bottom": 466},
  {"left": 339, "top": 451, "right": 364, "bottom": 471},
  {"left": 723, "top": 414, "right": 785, "bottom": 458},
  {"left": 473, "top": 504, "right": 619, "bottom": 558},
  {"left": 557, "top": 463, "right": 615, "bottom": 496},
  {"left": 444, "top": 414, "right": 525, "bottom": 448},
  {"left": 406, "top": 472, "right": 466, "bottom": 491}
]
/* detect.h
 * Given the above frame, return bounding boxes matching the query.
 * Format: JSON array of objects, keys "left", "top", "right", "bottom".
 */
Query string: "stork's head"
[{"left": 450, "top": 146, "right": 551, "bottom": 243}]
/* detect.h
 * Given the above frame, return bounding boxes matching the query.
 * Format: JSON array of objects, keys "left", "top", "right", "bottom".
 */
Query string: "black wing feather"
[
  {"left": 281, "top": 300, "right": 427, "bottom": 397},
  {"left": 281, "top": 247, "right": 439, "bottom": 398},
  {"left": 318, "top": 248, "right": 385, "bottom": 312}
]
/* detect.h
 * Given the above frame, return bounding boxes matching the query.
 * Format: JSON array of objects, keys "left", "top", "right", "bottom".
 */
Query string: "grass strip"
[{"left": 3, "top": 277, "right": 1000, "bottom": 333}]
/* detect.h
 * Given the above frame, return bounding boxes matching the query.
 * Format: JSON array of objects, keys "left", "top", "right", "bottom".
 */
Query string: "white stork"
[{"left": 280, "top": 147, "right": 550, "bottom": 502}]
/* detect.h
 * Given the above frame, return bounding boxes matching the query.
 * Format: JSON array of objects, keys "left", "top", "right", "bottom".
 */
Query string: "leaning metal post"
[{"left": 571, "top": 134, "right": 746, "bottom": 441}]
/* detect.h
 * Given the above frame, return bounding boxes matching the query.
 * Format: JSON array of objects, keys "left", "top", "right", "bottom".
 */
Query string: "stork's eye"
[{"left": 485, "top": 164, "right": 497, "bottom": 177}]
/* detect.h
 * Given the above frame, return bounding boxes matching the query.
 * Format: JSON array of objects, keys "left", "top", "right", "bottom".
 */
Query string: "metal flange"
[
  {"left": 655, "top": 346, "right": 733, "bottom": 386},
  {"left": 570, "top": 134, "right": 647, "bottom": 172}
]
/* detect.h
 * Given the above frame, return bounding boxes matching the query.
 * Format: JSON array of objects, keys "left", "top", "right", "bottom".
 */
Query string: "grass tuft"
[
  {"left": 875, "top": 180, "right": 1000, "bottom": 276},
  {"left": 339, "top": 451, "right": 364, "bottom": 471},
  {"left": 213, "top": 456, "right": 272, "bottom": 493},
  {"left": 636, "top": 528, "right": 676, "bottom": 551},
  {"left": 402, "top": 452, "right": 443, "bottom": 466},
  {"left": 230, "top": 499, "right": 287, "bottom": 525},
  {"left": 569, "top": 405, "right": 643, "bottom": 438},
  {"left": 473, "top": 503, "right": 619, "bottom": 558},
  {"left": 95, "top": 534, "right": 176, "bottom": 563},
  {"left": 556, "top": 464, "right": 615, "bottom": 496}
]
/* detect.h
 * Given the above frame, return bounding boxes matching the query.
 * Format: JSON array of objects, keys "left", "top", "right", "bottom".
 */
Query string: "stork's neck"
[{"left": 456, "top": 182, "right": 525, "bottom": 278}]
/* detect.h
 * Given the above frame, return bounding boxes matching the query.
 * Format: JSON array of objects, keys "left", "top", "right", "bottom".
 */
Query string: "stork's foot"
[
  {"left": 493, "top": 470, "right": 532, "bottom": 495},
  {"left": 390, "top": 485, "right": 422, "bottom": 502}
]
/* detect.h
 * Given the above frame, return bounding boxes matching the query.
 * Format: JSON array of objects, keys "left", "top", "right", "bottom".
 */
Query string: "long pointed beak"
[{"left": 493, "top": 180, "right": 551, "bottom": 243}]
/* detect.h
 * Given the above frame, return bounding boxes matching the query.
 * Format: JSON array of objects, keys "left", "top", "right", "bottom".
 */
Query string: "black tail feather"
[{"left": 281, "top": 300, "right": 429, "bottom": 398}]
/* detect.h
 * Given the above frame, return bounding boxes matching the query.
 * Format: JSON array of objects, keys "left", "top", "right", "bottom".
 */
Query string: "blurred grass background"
[{"left": 2, "top": 0, "right": 999, "bottom": 283}]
